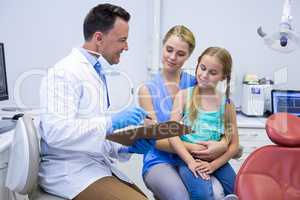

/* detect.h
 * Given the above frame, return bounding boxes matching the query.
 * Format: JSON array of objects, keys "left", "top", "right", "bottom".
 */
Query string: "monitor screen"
[
  {"left": 271, "top": 90, "right": 300, "bottom": 117},
  {"left": 0, "top": 43, "right": 9, "bottom": 101}
]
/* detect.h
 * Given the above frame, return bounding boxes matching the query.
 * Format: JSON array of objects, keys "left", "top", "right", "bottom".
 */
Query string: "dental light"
[{"left": 257, "top": 0, "right": 300, "bottom": 53}]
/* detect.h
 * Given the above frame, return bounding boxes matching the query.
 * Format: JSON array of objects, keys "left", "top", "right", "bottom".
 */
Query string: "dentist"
[{"left": 39, "top": 4, "right": 149, "bottom": 200}]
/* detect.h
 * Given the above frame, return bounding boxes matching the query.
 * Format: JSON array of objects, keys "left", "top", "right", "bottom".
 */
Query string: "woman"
[{"left": 138, "top": 25, "right": 233, "bottom": 200}]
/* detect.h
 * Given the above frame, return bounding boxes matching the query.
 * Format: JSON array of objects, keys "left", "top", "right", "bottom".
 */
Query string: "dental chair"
[
  {"left": 5, "top": 114, "right": 65, "bottom": 200},
  {"left": 235, "top": 113, "right": 300, "bottom": 200}
]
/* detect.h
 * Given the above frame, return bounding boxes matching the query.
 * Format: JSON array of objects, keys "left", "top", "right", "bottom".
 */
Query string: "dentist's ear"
[{"left": 94, "top": 31, "right": 104, "bottom": 43}]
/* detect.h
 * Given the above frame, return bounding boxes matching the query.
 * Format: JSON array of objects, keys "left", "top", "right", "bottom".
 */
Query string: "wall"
[
  {"left": 161, "top": 0, "right": 300, "bottom": 106},
  {"left": 0, "top": 0, "right": 154, "bottom": 110},
  {"left": 1, "top": 0, "right": 300, "bottom": 110}
]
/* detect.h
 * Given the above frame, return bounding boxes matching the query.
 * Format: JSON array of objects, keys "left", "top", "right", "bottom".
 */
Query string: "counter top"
[{"left": 236, "top": 113, "right": 267, "bottom": 129}]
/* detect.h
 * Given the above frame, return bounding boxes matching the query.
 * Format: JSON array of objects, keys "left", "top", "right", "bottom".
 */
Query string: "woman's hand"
[
  {"left": 185, "top": 142, "right": 207, "bottom": 153},
  {"left": 191, "top": 140, "right": 227, "bottom": 161}
]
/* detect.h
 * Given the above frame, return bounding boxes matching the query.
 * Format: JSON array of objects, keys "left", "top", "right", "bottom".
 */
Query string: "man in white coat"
[{"left": 39, "top": 3, "right": 150, "bottom": 200}]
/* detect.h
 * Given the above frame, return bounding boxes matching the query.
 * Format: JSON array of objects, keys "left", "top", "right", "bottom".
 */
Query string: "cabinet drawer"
[
  {"left": 239, "top": 132, "right": 268, "bottom": 141},
  {"left": 238, "top": 128, "right": 269, "bottom": 140},
  {"left": 240, "top": 139, "right": 272, "bottom": 148},
  {"left": 233, "top": 127, "right": 273, "bottom": 172}
]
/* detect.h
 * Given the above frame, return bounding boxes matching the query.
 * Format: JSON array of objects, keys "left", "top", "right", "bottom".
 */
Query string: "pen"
[{"left": 145, "top": 115, "right": 152, "bottom": 120}]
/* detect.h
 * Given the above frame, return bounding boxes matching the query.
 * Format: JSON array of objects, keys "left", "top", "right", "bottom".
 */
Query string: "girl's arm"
[
  {"left": 167, "top": 90, "right": 208, "bottom": 179},
  {"left": 206, "top": 102, "right": 240, "bottom": 172},
  {"left": 167, "top": 90, "right": 196, "bottom": 165}
]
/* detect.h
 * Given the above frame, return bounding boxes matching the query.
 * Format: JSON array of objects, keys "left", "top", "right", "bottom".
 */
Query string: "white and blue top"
[{"left": 181, "top": 86, "right": 226, "bottom": 144}]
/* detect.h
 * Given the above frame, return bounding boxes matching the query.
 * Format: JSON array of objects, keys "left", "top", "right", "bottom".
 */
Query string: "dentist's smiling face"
[
  {"left": 162, "top": 35, "right": 190, "bottom": 72},
  {"left": 98, "top": 17, "right": 129, "bottom": 65},
  {"left": 196, "top": 55, "right": 224, "bottom": 89}
]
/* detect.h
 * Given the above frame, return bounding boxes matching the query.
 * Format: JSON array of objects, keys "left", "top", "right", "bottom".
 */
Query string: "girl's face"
[
  {"left": 162, "top": 35, "right": 190, "bottom": 72},
  {"left": 196, "top": 55, "right": 225, "bottom": 90}
]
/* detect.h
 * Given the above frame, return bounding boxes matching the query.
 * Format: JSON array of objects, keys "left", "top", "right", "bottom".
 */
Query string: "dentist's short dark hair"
[{"left": 83, "top": 3, "right": 130, "bottom": 41}]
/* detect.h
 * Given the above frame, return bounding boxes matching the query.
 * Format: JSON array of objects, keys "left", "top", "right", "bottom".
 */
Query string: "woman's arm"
[
  {"left": 191, "top": 138, "right": 228, "bottom": 161},
  {"left": 156, "top": 134, "right": 228, "bottom": 159},
  {"left": 138, "top": 84, "right": 207, "bottom": 155},
  {"left": 138, "top": 84, "right": 157, "bottom": 122},
  {"left": 207, "top": 102, "right": 240, "bottom": 172},
  {"left": 156, "top": 138, "right": 207, "bottom": 153}
]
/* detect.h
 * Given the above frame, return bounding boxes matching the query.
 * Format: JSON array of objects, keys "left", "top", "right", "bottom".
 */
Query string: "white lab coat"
[{"left": 38, "top": 48, "right": 132, "bottom": 199}]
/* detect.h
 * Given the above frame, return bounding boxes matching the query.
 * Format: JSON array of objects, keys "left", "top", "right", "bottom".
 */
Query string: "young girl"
[{"left": 168, "top": 47, "right": 239, "bottom": 200}]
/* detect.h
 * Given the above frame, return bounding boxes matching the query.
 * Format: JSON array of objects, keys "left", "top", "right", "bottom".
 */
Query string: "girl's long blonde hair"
[{"left": 189, "top": 47, "right": 233, "bottom": 142}]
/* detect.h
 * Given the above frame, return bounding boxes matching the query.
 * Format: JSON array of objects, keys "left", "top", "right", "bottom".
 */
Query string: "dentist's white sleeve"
[
  {"left": 39, "top": 68, "right": 113, "bottom": 154},
  {"left": 103, "top": 141, "right": 132, "bottom": 162}
]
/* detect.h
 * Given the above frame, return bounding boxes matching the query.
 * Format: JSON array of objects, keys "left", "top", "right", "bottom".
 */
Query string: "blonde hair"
[
  {"left": 189, "top": 47, "right": 233, "bottom": 142},
  {"left": 163, "top": 25, "right": 196, "bottom": 55}
]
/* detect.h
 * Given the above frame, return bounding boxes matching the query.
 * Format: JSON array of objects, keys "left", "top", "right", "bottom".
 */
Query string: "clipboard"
[{"left": 106, "top": 121, "right": 192, "bottom": 146}]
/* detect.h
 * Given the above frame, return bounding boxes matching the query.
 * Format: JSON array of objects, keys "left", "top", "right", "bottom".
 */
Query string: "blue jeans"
[{"left": 179, "top": 162, "right": 236, "bottom": 200}]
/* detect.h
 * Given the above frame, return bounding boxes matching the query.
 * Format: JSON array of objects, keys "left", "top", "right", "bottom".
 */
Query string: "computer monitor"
[
  {"left": 0, "top": 43, "right": 16, "bottom": 134},
  {"left": 271, "top": 89, "right": 300, "bottom": 117},
  {"left": 0, "top": 43, "right": 9, "bottom": 101}
]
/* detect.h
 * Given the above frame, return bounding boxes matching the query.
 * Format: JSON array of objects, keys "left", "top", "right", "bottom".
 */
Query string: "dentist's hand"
[
  {"left": 118, "top": 139, "right": 155, "bottom": 154},
  {"left": 128, "top": 139, "right": 154, "bottom": 154},
  {"left": 111, "top": 107, "right": 147, "bottom": 131}
]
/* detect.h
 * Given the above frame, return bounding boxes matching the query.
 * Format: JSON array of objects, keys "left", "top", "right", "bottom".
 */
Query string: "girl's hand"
[
  {"left": 197, "top": 171, "right": 210, "bottom": 180},
  {"left": 187, "top": 160, "right": 210, "bottom": 180},
  {"left": 195, "top": 160, "right": 217, "bottom": 174},
  {"left": 187, "top": 160, "right": 201, "bottom": 178}
]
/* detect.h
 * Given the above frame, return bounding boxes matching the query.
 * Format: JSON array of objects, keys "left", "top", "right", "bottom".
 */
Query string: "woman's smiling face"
[{"left": 162, "top": 35, "right": 190, "bottom": 72}]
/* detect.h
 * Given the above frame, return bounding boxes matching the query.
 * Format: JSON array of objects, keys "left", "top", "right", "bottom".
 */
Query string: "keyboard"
[{"left": 0, "top": 120, "right": 16, "bottom": 134}]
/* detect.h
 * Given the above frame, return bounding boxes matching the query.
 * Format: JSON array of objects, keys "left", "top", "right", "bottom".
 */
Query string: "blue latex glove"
[
  {"left": 129, "top": 139, "right": 155, "bottom": 154},
  {"left": 111, "top": 107, "right": 147, "bottom": 131},
  {"left": 119, "top": 139, "right": 155, "bottom": 154}
]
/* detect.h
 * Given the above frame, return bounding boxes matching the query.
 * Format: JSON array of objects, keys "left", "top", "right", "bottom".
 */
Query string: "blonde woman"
[{"left": 139, "top": 26, "right": 230, "bottom": 200}]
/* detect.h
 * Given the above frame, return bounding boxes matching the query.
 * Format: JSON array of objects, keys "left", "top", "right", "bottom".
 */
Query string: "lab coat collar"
[
  {"left": 76, "top": 47, "right": 111, "bottom": 71},
  {"left": 71, "top": 48, "right": 109, "bottom": 84}
]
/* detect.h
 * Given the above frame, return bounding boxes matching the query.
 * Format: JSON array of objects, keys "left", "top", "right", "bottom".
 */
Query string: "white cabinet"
[{"left": 230, "top": 114, "right": 273, "bottom": 172}]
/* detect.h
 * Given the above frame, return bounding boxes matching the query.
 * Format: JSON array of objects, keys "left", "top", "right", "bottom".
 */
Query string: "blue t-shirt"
[
  {"left": 180, "top": 87, "right": 225, "bottom": 143},
  {"left": 142, "top": 72, "right": 196, "bottom": 176}
]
